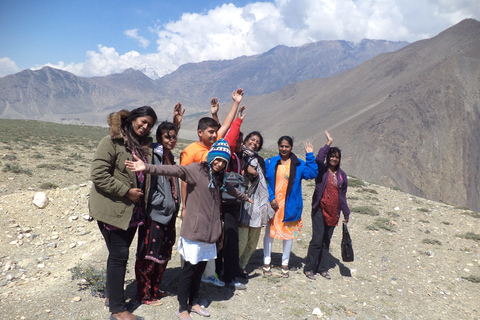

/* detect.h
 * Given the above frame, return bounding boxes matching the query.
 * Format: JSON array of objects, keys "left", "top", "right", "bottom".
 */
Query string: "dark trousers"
[
  {"left": 177, "top": 260, "right": 208, "bottom": 312},
  {"left": 216, "top": 203, "right": 240, "bottom": 283},
  {"left": 98, "top": 221, "right": 137, "bottom": 314},
  {"left": 304, "top": 207, "right": 336, "bottom": 273}
]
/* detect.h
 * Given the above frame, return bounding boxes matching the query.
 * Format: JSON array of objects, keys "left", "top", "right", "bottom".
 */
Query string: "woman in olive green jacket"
[{"left": 89, "top": 106, "right": 157, "bottom": 320}]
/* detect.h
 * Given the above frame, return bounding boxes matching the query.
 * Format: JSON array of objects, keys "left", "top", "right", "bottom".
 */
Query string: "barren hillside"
[{"left": 0, "top": 120, "right": 479, "bottom": 320}]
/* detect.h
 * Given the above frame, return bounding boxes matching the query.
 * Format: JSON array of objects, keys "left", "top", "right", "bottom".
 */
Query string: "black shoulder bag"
[{"left": 341, "top": 223, "right": 354, "bottom": 262}]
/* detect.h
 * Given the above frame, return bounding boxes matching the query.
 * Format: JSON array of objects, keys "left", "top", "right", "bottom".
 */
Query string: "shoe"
[
  {"left": 320, "top": 271, "right": 332, "bottom": 279},
  {"left": 238, "top": 268, "right": 248, "bottom": 279},
  {"left": 175, "top": 310, "right": 193, "bottom": 320},
  {"left": 201, "top": 274, "right": 225, "bottom": 287},
  {"left": 227, "top": 281, "right": 247, "bottom": 290},
  {"left": 189, "top": 305, "right": 211, "bottom": 317},
  {"left": 281, "top": 266, "right": 289, "bottom": 278},
  {"left": 156, "top": 290, "right": 172, "bottom": 298}
]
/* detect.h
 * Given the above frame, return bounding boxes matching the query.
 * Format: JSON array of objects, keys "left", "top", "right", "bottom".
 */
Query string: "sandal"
[
  {"left": 304, "top": 270, "right": 316, "bottom": 280},
  {"left": 320, "top": 271, "right": 332, "bottom": 280},
  {"left": 262, "top": 264, "right": 272, "bottom": 276},
  {"left": 281, "top": 266, "right": 289, "bottom": 278},
  {"left": 144, "top": 299, "right": 163, "bottom": 306}
]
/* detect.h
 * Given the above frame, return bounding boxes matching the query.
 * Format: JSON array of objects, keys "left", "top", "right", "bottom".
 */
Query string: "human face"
[
  {"left": 235, "top": 134, "right": 244, "bottom": 153},
  {"left": 198, "top": 126, "right": 218, "bottom": 147},
  {"left": 278, "top": 140, "right": 292, "bottom": 159},
  {"left": 245, "top": 134, "right": 261, "bottom": 152},
  {"left": 132, "top": 116, "right": 155, "bottom": 137},
  {"left": 328, "top": 152, "right": 340, "bottom": 168},
  {"left": 211, "top": 158, "right": 227, "bottom": 172},
  {"left": 161, "top": 129, "right": 178, "bottom": 152}
]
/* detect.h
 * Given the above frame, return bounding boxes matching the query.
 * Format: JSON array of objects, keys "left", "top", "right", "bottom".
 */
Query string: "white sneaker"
[
  {"left": 227, "top": 281, "right": 246, "bottom": 290},
  {"left": 201, "top": 274, "right": 225, "bottom": 287}
]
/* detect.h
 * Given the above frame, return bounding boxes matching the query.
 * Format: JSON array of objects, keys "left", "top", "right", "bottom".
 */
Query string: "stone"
[
  {"left": 32, "top": 192, "right": 49, "bottom": 209},
  {"left": 312, "top": 307, "right": 323, "bottom": 316}
]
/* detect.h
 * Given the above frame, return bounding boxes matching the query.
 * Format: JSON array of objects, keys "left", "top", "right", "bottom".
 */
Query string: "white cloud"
[
  {"left": 13, "top": 0, "right": 479, "bottom": 78},
  {"left": 0, "top": 57, "right": 20, "bottom": 77},
  {"left": 124, "top": 29, "right": 150, "bottom": 48}
]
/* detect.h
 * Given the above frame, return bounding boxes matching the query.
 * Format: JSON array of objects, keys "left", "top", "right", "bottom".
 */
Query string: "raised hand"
[
  {"left": 325, "top": 130, "right": 333, "bottom": 145},
  {"left": 305, "top": 142, "right": 314, "bottom": 153},
  {"left": 210, "top": 97, "right": 219, "bottom": 115},
  {"left": 237, "top": 105, "right": 246, "bottom": 120},
  {"left": 232, "top": 88, "right": 244, "bottom": 104},
  {"left": 173, "top": 102, "right": 185, "bottom": 127},
  {"left": 125, "top": 154, "right": 146, "bottom": 172}
]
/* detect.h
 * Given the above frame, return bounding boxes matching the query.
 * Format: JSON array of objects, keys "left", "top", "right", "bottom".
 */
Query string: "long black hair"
[{"left": 121, "top": 106, "right": 157, "bottom": 156}]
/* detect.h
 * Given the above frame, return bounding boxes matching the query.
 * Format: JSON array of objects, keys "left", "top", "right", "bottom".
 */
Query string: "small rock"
[
  {"left": 312, "top": 307, "right": 323, "bottom": 316},
  {"left": 69, "top": 243, "right": 77, "bottom": 249},
  {"left": 32, "top": 192, "right": 49, "bottom": 209},
  {"left": 72, "top": 296, "right": 82, "bottom": 302}
]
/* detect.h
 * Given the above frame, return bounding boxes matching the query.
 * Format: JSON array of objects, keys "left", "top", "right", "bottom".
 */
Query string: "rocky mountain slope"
[
  {"left": 224, "top": 18, "right": 480, "bottom": 212},
  {"left": 0, "top": 119, "right": 479, "bottom": 320}
]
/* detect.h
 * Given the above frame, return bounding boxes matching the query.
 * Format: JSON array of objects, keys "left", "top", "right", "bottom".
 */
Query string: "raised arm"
[
  {"left": 217, "top": 88, "right": 244, "bottom": 138},
  {"left": 325, "top": 130, "right": 333, "bottom": 146},
  {"left": 302, "top": 142, "right": 318, "bottom": 180},
  {"left": 210, "top": 97, "right": 220, "bottom": 125},
  {"left": 173, "top": 102, "right": 185, "bottom": 130}
]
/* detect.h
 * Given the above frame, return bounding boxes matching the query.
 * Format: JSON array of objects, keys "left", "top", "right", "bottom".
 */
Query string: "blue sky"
[{"left": 0, "top": 0, "right": 479, "bottom": 78}]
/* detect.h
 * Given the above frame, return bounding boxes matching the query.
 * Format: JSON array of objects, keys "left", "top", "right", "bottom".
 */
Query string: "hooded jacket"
[
  {"left": 265, "top": 152, "right": 318, "bottom": 222},
  {"left": 89, "top": 110, "right": 153, "bottom": 230},
  {"left": 311, "top": 144, "right": 350, "bottom": 220},
  {"left": 146, "top": 143, "right": 180, "bottom": 225},
  {"left": 143, "top": 162, "right": 249, "bottom": 244}
]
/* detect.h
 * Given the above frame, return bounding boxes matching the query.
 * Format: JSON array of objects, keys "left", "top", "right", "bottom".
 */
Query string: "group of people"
[{"left": 88, "top": 89, "right": 351, "bottom": 320}]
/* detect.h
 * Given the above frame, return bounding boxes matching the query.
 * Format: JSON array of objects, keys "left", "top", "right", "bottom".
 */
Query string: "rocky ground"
[{"left": 0, "top": 121, "right": 479, "bottom": 320}]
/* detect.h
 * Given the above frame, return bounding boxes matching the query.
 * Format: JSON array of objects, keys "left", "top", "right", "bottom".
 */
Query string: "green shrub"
[
  {"left": 387, "top": 212, "right": 400, "bottom": 218},
  {"left": 37, "top": 163, "right": 73, "bottom": 171},
  {"left": 362, "top": 188, "right": 378, "bottom": 194},
  {"left": 70, "top": 265, "right": 106, "bottom": 297},
  {"left": 2, "top": 154, "right": 17, "bottom": 161},
  {"left": 455, "top": 206, "right": 471, "bottom": 210},
  {"left": 417, "top": 208, "right": 430, "bottom": 213},
  {"left": 461, "top": 275, "right": 480, "bottom": 283},
  {"left": 348, "top": 179, "right": 365, "bottom": 188},
  {"left": 2, "top": 163, "right": 32, "bottom": 175},
  {"left": 456, "top": 232, "right": 480, "bottom": 242},
  {"left": 366, "top": 218, "right": 395, "bottom": 232},
  {"left": 39, "top": 182, "right": 59, "bottom": 189},
  {"left": 461, "top": 211, "right": 480, "bottom": 219},
  {"left": 422, "top": 238, "right": 442, "bottom": 245},
  {"left": 69, "top": 152, "right": 84, "bottom": 159},
  {"left": 351, "top": 206, "right": 380, "bottom": 216},
  {"left": 32, "top": 153, "right": 45, "bottom": 159},
  {"left": 391, "top": 186, "right": 403, "bottom": 192}
]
